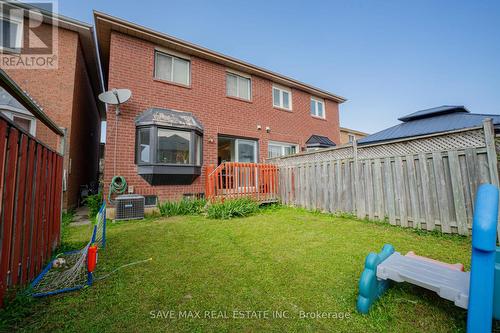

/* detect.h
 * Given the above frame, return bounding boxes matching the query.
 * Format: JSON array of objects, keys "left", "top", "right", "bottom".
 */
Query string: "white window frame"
[
  {"left": 272, "top": 85, "right": 292, "bottom": 110},
  {"left": 310, "top": 96, "right": 326, "bottom": 119},
  {"left": 348, "top": 134, "right": 356, "bottom": 143},
  {"left": 1, "top": 109, "right": 36, "bottom": 135},
  {"left": 154, "top": 50, "right": 191, "bottom": 86},
  {"left": 226, "top": 70, "right": 251, "bottom": 100},
  {"left": 268, "top": 141, "right": 298, "bottom": 158},
  {"left": 0, "top": 9, "right": 23, "bottom": 52}
]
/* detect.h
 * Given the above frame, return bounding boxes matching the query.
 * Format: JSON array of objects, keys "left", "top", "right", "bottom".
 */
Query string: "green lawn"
[{"left": 2, "top": 207, "right": 474, "bottom": 332}]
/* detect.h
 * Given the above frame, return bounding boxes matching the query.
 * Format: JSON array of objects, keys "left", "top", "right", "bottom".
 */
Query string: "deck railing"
[{"left": 205, "top": 162, "right": 279, "bottom": 203}]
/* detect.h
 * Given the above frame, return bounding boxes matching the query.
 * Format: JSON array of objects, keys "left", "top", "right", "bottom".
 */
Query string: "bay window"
[{"left": 135, "top": 108, "right": 203, "bottom": 185}]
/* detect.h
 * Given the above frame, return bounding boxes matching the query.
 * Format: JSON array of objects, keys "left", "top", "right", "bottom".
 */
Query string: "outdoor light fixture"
[{"left": 266, "top": 126, "right": 270, "bottom": 133}]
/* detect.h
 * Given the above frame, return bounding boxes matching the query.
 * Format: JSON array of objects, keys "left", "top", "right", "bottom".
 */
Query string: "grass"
[{"left": 0, "top": 207, "right": 476, "bottom": 332}]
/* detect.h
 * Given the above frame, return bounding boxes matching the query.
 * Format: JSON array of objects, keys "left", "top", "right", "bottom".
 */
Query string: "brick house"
[
  {"left": 339, "top": 127, "right": 368, "bottom": 144},
  {"left": 0, "top": 2, "right": 104, "bottom": 209},
  {"left": 94, "top": 11, "right": 346, "bottom": 207}
]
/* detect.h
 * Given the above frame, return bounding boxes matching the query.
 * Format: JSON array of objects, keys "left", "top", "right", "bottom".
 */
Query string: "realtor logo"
[{"left": 0, "top": 0, "right": 59, "bottom": 69}]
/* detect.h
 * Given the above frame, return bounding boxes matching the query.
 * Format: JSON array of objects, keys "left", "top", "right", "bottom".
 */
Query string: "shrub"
[
  {"left": 206, "top": 198, "right": 259, "bottom": 219},
  {"left": 84, "top": 192, "right": 103, "bottom": 218},
  {"left": 158, "top": 198, "right": 206, "bottom": 217}
]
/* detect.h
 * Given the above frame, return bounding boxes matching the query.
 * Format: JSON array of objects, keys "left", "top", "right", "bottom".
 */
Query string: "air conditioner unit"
[{"left": 115, "top": 194, "right": 145, "bottom": 220}]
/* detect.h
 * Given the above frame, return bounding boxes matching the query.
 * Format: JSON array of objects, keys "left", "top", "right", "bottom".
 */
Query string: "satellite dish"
[{"left": 98, "top": 88, "right": 131, "bottom": 115}]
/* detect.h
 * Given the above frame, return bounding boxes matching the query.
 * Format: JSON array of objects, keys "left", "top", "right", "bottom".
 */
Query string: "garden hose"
[{"left": 108, "top": 175, "right": 127, "bottom": 204}]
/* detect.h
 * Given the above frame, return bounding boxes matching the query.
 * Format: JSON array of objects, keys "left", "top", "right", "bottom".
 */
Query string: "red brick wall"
[
  {"left": 105, "top": 32, "right": 341, "bottom": 202},
  {"left": 2, "top": 20, "right": 100, "bottom": 209}
]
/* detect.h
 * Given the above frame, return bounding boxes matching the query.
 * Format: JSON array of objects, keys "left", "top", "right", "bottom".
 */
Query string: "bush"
[
  {"left": 158, "top": 198, "right": 206, "bottom": 217},
  {"left": 206, "top": 198, "right": 259, "bottom": 219},
  {"left": 84, "top": 192, "right": 103, "bottom": 218}
]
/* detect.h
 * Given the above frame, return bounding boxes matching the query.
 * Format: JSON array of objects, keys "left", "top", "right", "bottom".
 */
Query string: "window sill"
[
  {"left": 273, "top": 106, "right": 293, "bottom": 113},
  {"left": 0, "top": 47, "right": 21, "bottom": 55},
  {"left": 226, "top": 95, "right": 252, "bottom": 104},
  {"left": 153, "top": 78, "right": 191, "bottom": 89},
  {"left": 311, "top": 115, "right": 327, "bottom": 121}
]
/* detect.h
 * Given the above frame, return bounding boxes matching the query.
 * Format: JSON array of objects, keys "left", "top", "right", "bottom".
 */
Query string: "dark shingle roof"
[
  {"left": 358, "top": 107, "right": 500, "bottom": 145},
  {"left": 306, "top": 135, "right": 336, "bottom": 147}
]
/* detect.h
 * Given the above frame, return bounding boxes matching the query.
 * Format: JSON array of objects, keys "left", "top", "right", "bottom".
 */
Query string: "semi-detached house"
[{"left": 94, "top": 11, "right": 346, "bottom": 208}]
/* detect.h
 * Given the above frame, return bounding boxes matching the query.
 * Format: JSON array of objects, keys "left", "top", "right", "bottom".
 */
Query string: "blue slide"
[{"left": 357, "top": 184, "right": 499, "bottom": 333}]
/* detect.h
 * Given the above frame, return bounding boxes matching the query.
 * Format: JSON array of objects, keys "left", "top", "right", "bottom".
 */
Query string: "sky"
[{"left": 57, "top": 0, "right": 500, "bottom": 135}]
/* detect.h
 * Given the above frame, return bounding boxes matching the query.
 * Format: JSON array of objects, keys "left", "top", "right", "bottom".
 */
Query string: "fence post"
[
  {"left": 205, "top": 164, "right": 215, "bottom": 200},
  {"left": 483, "top": 118, "right": 500, "bottom": 242},
  {"left": 353, "top": 141, "right": 363, "bottom": 218}
]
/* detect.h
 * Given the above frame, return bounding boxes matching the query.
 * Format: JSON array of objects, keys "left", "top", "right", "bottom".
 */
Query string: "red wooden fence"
[
  {"left": 0, "top": 116, "right": 63, "bottom": 307},
  {"left": 205, "top": 162, "right": 279, "bottom": 203}
]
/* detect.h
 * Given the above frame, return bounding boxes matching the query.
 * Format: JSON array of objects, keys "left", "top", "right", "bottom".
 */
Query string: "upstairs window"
[
  {"left": 310, "top": 97, "right": 325, "bottom": 118},
  {"left": 0, "top": 12, "right": 23, "bottom": 51},
  {"left": 272, "top": 85, "right": 292, "bottom": 110},
  {"left": 154, "top": 51, "right": 190, "bottom": 86},
  {"left": 226, "top": 72, "right": 251, "bottom": 100},
  {"left": 348, "top": 134, "right": 356, "bottom": 143}
]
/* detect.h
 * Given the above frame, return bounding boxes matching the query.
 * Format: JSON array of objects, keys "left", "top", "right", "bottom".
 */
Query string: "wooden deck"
[{"left": 205, "top": 162, "right": 279, "bottom": 203}]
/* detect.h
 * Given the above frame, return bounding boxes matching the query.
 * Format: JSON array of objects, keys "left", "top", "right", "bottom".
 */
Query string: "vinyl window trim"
[
  {"left": 226, "top": 70, "right": 252, "bottom": 101},
  {"left": 0, "top": 12, "right": 23, "bottom": 53},
  {"left": 272, "top": 85, "right": 292, "bottom": 111},
  {"left": 310, "top": 96, "right": 326, "bottom": 119},
  {"left": 0, "top": 109, "right": 36, "bottom": 135},
  {"left": 154, "top": 50, "right": 191, "bottom": 86},
  {"left": 268, "top": 141, "right": 298, "bottom": 158}
]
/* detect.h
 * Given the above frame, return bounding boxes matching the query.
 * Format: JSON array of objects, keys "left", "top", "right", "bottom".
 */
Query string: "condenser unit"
[{"left": 115, "top": 194, "right": 145, "bottom": 220}]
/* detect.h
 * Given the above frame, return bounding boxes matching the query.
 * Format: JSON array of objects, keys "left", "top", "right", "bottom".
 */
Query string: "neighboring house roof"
[
  {"left": 398, "top": 105, "right": 469, "bottom": 122},
  {"left": 7, "top": 1, "right": 105, "bottom": 118},
  {"left": 306, "top": 135, "right": 336, "bottom": 147},
  {"left": 0, "top": 87, "right": 28, "bottom": 113},
  {"left": 339, "top": 127, "right": 368, "bottom": 136},
  {"left": 0, "top": 69, "right": 63, "bottom": 136},
  {"left": 358, "top": 105, "right": 500, "bottom": 145},
  {"left": 93, "top": 11, "right": 346, "bottom": 104}
]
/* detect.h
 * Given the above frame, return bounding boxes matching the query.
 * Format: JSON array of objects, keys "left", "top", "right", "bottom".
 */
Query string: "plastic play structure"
[
  {"left": 30, "top": 203, "right": 106, "bottom": 297},
  {"left": 357, "top": 183, "right": 500, "bottom": 332}
]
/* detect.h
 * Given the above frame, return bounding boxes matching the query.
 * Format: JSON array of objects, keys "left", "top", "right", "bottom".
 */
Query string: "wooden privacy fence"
[
  {"left": 273, "top": 119, "right": 499, "bottom": 239},
  {"left": 205, "top": 162, "right": 279, "bottom": 203},
  {"left": 0, "top": 115, "right": 63, "bottom": 306}
]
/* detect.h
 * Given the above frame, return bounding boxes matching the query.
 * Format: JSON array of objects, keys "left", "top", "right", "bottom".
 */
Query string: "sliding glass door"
[
  {"left": 218, "top": 137, "right": 257, "bottom": 163},
  {"left": 218, "top": 137, "right": 258, "bottom": 191}
]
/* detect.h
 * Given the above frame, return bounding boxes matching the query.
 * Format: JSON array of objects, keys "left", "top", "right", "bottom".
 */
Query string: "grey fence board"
[{"left": 273, "top": 120, "right": 499, "bottom": 238}]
